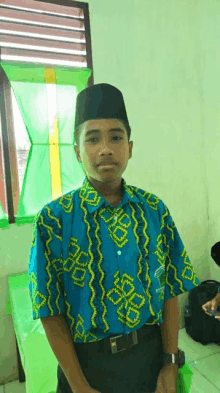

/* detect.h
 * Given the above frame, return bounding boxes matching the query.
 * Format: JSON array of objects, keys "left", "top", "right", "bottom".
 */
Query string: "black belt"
[{"left": 75, "top": 323, "right": 158, "bottom": 355}]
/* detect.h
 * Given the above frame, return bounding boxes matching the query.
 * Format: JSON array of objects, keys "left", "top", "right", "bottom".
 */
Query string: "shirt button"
[{"left": 118, "top": 251, "right": 121, "bottom": 256}]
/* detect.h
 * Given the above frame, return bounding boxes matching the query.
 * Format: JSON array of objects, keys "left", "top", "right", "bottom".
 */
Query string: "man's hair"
[{"left": 74, "top": 120, "right": 131, "bottom": 146}]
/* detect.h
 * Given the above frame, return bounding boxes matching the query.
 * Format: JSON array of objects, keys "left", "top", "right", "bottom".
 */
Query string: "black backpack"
[{"left": 184, "top": 280, "right": 220, "bottom": 345}]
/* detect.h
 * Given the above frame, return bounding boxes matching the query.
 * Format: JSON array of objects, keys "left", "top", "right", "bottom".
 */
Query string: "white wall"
[{"left": 1, "top": 0, "right": 220, "bottom": 384}]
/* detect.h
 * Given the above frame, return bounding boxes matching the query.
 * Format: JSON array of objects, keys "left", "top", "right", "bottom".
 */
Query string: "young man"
[{"left": 29, "top": 83, "right": 209, "bottom": 393}]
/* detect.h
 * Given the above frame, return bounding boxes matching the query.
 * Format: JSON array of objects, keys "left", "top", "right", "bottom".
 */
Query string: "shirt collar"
[{"left": 79, "top": 176, "right": 140, "bottom": 214}]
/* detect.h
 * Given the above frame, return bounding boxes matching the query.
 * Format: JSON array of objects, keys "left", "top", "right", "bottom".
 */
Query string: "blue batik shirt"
[{"left": 29, "top": 176, "right": 210, "bottom": 343}]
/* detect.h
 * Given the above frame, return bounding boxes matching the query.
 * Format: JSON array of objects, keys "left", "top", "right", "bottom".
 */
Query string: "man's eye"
[{"left": 87, "top": 136, "right": 122, "bottom": 142}]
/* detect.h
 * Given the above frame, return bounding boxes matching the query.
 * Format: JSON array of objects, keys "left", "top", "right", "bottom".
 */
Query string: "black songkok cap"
[{"left": 74, "top": 83, "right": 130, "bottom": 130}]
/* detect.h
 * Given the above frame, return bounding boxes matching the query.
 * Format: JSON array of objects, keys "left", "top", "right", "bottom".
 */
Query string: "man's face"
[{"left": 74, "top": 119, "right": 133, "bottom": 184}]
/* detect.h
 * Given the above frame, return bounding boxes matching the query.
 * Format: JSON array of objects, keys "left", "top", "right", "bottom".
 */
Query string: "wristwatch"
[{"left": 163, "top": 349, "right": 185, "bottom": 368}]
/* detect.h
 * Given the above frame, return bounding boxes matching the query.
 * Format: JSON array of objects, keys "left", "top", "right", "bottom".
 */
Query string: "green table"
[{"left": 6, "top": 272, "right": 57, "bottom": 393}]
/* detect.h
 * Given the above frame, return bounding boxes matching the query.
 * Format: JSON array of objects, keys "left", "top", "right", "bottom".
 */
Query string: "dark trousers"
[{"left": 56, "top": 323, "right": 164, "bottom": 393}]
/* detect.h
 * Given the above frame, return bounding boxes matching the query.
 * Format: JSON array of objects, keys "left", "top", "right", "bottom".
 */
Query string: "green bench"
[{"left": 6, "top": 272, "right": 57, "bottom": 393}]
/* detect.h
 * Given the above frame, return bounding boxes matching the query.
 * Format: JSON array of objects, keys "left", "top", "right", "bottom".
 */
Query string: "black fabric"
[
  {"left": 185, "top": 279, "right": 220, "bottom": 345},
  {"left": 56, "top": 323, "right": 163, "bottom": 393}
]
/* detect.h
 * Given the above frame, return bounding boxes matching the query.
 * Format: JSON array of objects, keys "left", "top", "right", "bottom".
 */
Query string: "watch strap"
[{"left": 163, "top": 349, "right": 185, "bottom": 368}]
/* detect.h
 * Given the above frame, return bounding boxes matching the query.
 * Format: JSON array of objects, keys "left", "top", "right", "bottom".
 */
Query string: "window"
[{"left": 0, "top": 0, "right": 94, "bottom": 228}]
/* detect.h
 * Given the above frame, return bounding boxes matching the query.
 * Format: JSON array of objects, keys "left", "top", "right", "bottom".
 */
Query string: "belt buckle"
[{"left": 110, "top": 331, "right": 138, "bottom": 354}]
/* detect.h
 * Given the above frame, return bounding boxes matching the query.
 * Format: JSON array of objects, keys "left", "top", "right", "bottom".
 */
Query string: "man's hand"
[
  {"left": 72, "top": 385, "right": 101, "bottom": 393},
  {"left": 155, "top": 364, "right": 178, "bottom": 393}
]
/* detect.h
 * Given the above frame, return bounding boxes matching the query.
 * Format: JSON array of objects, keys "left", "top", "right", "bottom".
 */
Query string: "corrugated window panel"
[
  {"left": 0, "top": 0, "right": 87, "bottom": 66},
  {"left": 1, "top": 47, "right": 87, "bottom": 67},
  {"left": 0, "top": 21, "right": 83, "bottom": 43},
  {"left": 0, "top": 0, "right": 82, "bottom": 18}
]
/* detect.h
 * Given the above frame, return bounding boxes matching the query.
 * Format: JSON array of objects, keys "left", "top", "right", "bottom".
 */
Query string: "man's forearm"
[
  {"left": 41, "top": 314, "right": 90, "bottom": 391},
  {"left": 160, "top": 296, "right": 179, "bottom": 354}
]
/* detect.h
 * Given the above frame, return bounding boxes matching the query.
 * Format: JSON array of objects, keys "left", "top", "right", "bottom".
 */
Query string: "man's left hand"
[{"left": 155, "top": 364, "right": 178, "bottom": 393}]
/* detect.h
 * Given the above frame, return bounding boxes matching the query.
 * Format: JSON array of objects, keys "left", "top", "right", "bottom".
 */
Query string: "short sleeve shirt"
[{"left": 28, "top": 176, "right": 207, "bottom": 343}]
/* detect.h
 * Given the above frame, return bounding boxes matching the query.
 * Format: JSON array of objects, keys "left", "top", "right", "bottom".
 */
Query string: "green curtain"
[{"left": 0, "top": 61, "right": 92, "bottom": 229}]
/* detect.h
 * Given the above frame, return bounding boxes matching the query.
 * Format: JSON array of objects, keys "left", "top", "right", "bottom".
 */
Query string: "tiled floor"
[{"left": 2, "top": 327, "right": 220, "bottom": 392}]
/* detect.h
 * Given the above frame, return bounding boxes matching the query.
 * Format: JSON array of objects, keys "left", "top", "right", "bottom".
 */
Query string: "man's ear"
[{"left": 74, "top": 145, "right": 80, "bottom": 163}]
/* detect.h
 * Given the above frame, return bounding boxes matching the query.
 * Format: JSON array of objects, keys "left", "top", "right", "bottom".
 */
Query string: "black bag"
[{"left": 184, "top": 280, "right": 220, "bottom": 345}]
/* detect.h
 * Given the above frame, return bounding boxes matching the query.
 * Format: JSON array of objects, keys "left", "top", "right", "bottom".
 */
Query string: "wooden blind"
[{"left": 0, "top": 0, "right": 88, "bottom": 67}]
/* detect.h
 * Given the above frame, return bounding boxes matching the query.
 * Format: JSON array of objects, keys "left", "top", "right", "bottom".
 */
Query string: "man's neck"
[{"left": 87, "top": 177, "right": 123, "bottom": 198}]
